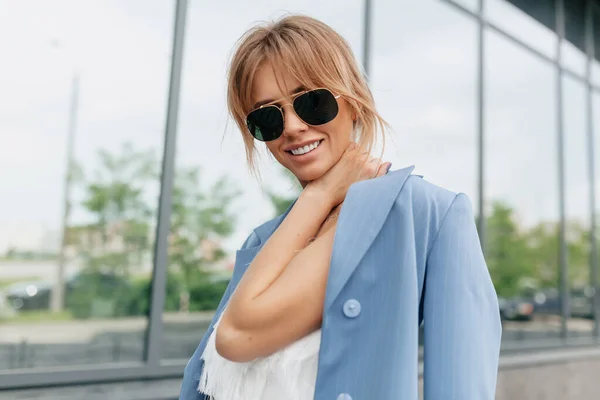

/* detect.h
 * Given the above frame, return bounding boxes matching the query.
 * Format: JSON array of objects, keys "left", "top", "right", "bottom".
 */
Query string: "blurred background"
[{"left": 0, "top": 0, "right": 599, "bottom": 399}]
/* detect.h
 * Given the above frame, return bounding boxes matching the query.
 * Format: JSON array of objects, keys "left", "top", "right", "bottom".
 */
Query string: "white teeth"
[{"left": 290, "top": 140, "right": 321, "bottom": 156}]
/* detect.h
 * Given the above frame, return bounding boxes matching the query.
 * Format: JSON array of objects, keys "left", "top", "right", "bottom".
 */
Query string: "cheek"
[
  {"left": 333, "top": 104, "right": 354, "bottom": 139},
  {"left": 265, "top": 141, "right": 287, "bottom": 162},
  {"left": 331, "top": 115, "right": 354, "bottom": 146}
]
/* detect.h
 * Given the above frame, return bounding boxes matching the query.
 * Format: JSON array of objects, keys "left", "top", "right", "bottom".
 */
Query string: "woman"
[{"left": 180, "top": 14, "right": 501, "bottom": 400}]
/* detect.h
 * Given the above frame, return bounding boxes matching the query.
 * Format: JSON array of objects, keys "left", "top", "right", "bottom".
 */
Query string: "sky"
[{"left": 0, "top": 0, "right": 599, "bottom": 255}]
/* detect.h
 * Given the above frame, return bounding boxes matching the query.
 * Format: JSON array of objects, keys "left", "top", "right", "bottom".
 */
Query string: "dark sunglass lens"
[
  {"left": 246, "top": 106, "right": 284, "bottom": 141},
  {"left": 294, "top": 89, "right": 339, "bottom": 126}
]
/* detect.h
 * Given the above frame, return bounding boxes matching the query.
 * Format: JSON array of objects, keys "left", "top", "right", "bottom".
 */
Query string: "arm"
[
  {"left": 215, "top": 188, "right": 337, "bottom": 362},
  {"left": 422, "top": 193, "right": 502, "bottom": 399}
]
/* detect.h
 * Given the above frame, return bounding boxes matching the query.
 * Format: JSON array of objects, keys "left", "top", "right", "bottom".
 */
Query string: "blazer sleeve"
[
  {"left": 422, "top": 193, "right": 502, "bottom": 399},
  {"left": 179, "top": 231, "right": 259, "bottom": 400}
]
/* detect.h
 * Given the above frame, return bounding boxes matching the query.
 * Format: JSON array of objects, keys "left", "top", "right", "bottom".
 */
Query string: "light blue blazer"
[{"left": 179, "top": 166, "right": 502, "bottom": 400}]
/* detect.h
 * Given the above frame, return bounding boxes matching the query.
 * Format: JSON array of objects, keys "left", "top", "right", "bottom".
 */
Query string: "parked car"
[
  {"left": 4, "top": 280, "right": 53, "bottom": 311},
  {"left": 570, "top": 286, "right": 595, "bottom": 319},
  {"left": 498, "top": 296, "right": 534, "bottom": 321},
  {"left": 0, "top": 291, "right": 16, "bottom": 318},
  {"left": 529, "top": 288, "right": 561, "bottom": 316},
  {"left": 525, "top": 286, "right": 595, "bottom": 319},
  {"left": 4, "top": 272, "right": 130, "bottom": 313}
]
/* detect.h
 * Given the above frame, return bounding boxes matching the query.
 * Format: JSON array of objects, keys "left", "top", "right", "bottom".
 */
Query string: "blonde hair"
[{"left": 226, "top": 14, "right": 387, "bottom": 176}]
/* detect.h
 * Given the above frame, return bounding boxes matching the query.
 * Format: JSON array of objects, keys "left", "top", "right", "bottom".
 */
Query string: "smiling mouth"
[{"left": 286, "top": 140, "right": 323, "bottom": 156}]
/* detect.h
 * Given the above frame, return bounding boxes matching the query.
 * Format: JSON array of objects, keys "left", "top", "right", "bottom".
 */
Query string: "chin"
[{"left": 289, "top": 164, "right": 330, "bottom": 184}]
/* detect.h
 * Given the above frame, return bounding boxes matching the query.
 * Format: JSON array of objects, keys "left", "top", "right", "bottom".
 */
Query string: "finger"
[
  {"left": 377, "top": 162, "right": 392, "bottom": 177},
  {"left": 373, "top": 160, "right": 384, "bottom": 178},
  {"left": 368, "top": 158, "right": 379, "bottom": 170},
  {"left": 366, "top": 158, "right": 382, "bottom": 178}
]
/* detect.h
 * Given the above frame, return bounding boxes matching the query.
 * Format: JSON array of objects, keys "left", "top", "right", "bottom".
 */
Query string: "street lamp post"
[
  {"left": 362, "top": 0, "right": 372, "bottom": 79},
  {"left": 50, "top": 71, "right": 80, "bottom": 313}
]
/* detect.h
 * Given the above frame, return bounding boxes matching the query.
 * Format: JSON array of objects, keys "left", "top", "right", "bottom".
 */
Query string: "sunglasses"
[{"left": 246, "top": 88, "right": 341, "bottom": 142}]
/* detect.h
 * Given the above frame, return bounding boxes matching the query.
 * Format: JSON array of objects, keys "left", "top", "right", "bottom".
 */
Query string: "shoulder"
[
  {"left": 392, "top": 172, "right": 476, "bottom": 245},
  {"left": 399, "top": 174, "right": 458, "bottom": 212},
  {"left": 402, "top": 175, "right": 475, "bottom": 217}
]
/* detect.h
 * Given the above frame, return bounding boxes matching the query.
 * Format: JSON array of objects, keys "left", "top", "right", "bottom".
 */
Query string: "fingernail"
[{"left": 385, "top": 163, "right": 392, "bottom": 173}]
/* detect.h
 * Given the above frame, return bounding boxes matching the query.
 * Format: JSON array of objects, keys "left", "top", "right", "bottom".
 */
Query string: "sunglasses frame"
[{"left": 246, "top": 88, "right": 341, "bottom": 141}]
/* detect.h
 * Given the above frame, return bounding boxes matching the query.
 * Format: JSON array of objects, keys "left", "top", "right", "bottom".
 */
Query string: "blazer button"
[
  {"left": 343, "top": 299, "right": 361, "bottom": 318},
  {"left": 337, "top": 393, "right": 352, "bottom": 400}
]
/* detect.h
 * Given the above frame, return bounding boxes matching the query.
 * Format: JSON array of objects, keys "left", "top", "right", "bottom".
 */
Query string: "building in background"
[{"left": 0, "top": 0, "right": 599, "bottom": 398}]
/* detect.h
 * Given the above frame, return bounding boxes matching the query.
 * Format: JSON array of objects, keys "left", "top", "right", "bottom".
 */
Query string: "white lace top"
[{"left": 198, "top": 309, "right": 322, "bottom": 400}]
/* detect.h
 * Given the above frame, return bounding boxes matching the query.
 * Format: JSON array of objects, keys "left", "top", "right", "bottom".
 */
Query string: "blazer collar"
[
  {"left": 251, "top": 166, "right": 415, "bottom": 246},
  {"left": 229, "top": 198, "right": 297, "bottom": 284},
  {"left": 253, "top": 199, "right": 297, "bottom": 245},
  {"left": 324, "top": 165, "right": 415, "bottom": 309},
  {"left": 232, "top": 166, "right": 415, "bottom": 305}
]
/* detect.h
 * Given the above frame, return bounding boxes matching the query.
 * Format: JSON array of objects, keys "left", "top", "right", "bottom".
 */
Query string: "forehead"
[{"left": 251, "top": 63, "right": 302, "bottom": 105}]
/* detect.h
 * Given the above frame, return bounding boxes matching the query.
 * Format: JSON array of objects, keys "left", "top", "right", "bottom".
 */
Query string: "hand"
[{"left": 305, "top": 142, "right": 391, "bottom": 208}]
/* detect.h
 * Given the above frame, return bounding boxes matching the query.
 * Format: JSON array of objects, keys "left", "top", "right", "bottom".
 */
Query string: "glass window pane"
[
  {"left": 486, "top": 0, "right": 557, "bottom": 60},
  {"left": 161, "top": 0, "right": 364, "bottom": 361},
  {"left": 449, "top": 0, "right": 479, "bottom": 13},
  {"left": 593, "top": 8, "right": 600, "bottom": 86},
  {"left": 373, "top": 0, "right": 478, "bottom": 207},
  {"left": 0, "top": 0, "right": 174, "bottom": 370},
  {"left": 595, "top": 92, "right": 600, "bottom": 312},
  {"left": 564, "top": 0, "right": 586, "bottom": 48},
  {"left": 563, "top": 75, "right": 594, "bottom": 337},
  {"left": 593, "top": 60, "right": 600, "bottom": 87},
  {"left": 484, "top": 29, "right": 561, "bottom": 344},
  {"left": 561, "top": 41, "right": 587, "bottom": 77},
  {"left": 561, "top": 0, "right": 586, "bottom": 77}
]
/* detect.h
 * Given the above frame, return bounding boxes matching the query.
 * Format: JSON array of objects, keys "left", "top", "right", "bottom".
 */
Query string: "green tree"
[
  {"left": 524, "top": 221, "right": 591, "bottom": 289},
  {"left": 66, "top": 143, "right": 243, "bottom": 316},
  {"left": 168, "top": 167, "right": 240, "bottom": 299},
  {"left": 484, "top": 201, "right": 535, "bottom": 297},
  {"left": 525, "top": 222, "right": 560, "bottom": 289},
  {"left": 66, "top": 142, "right": 158, "bottom": 317},
  {"left": 76, "top": 142, "right": 157, "bottom": 276},
  {"left": 565, "top": 221, "right": 591, "bottom": 287}
]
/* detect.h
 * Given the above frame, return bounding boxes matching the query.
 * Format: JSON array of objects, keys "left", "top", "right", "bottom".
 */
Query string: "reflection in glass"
[
  {"left": 0, "top": 0, "right": 174, "bottom": 369},
  {"left": 561, "top": 41, "right": 586, "bottom": 77},
  {"left": 595, "top": 92, "right": 600, "bottom": 294},
  {"left": 485, "top": 0, "right": 557, "bottom": 60},
  {"left": 161, "top": 0, "right": 364, "bottom": 361},
  {"left": 373, "top": 0, "right": 478, "bottom": 205},
  {"left": 448, "top": 0, "right": 478, "bottom": 13},
  {"left": 593, "top": 9, "right": 600, "bottom": 86},
  {"left": 484, "top": 29, "right": 561, "bottom": 344},
  {"left": 593, "top": 60, "right": 600, "bottom": 87},
  {"left": 563, "top": 75, "right": 594, "bottom": 337},
  {"left": 561, "top": 0, "right": 586, "bottom": 76}
]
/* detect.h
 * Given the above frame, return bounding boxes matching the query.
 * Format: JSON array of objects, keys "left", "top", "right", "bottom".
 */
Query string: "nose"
[{"left": 281, "top": 104, "right": 307, "bottom": 138}]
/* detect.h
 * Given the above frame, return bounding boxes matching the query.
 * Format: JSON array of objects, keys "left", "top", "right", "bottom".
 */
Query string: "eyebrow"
[{"left": 252, "top": 86, "right": 306, "bottom": 109}]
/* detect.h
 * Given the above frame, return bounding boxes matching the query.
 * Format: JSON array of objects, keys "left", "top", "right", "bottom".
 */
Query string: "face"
[{"left": 250, "top": 63, "right": 355, "bottom": 187}]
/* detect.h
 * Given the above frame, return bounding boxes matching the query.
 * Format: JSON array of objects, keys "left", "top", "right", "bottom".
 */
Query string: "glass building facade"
[{"left": 0, "top": 0, "right": 599, "bottom": 390}]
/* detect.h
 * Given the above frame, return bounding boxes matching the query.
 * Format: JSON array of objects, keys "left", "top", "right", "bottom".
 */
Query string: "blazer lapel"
[
  {"left": 228, "top": 165, "right": 414, "bottom": 305},
  {"left": 324, "top": 166, "right": 415, "bottom": 309},
  {"left": 229, "top": 199, "right": 297, "bottom": 286}
]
